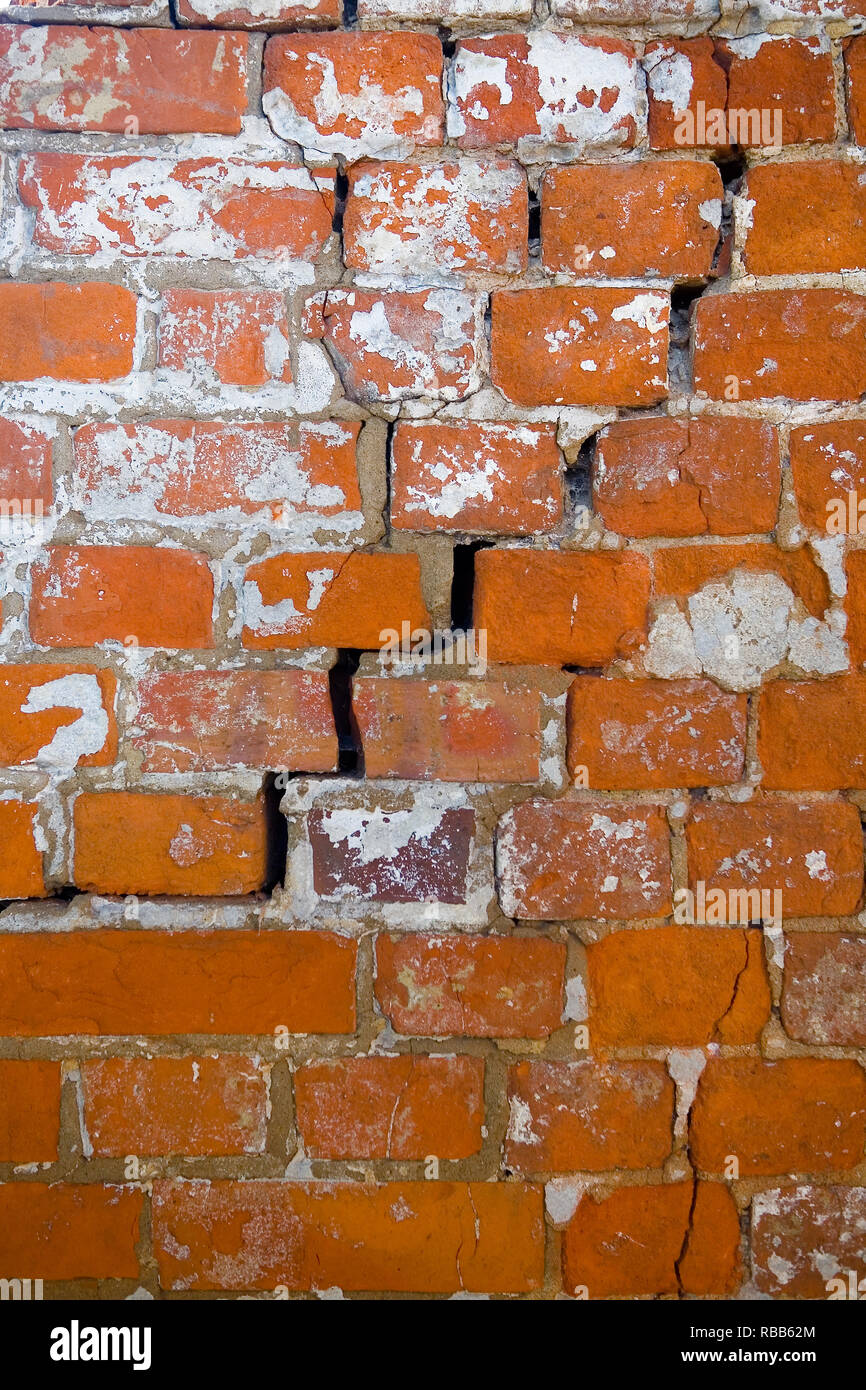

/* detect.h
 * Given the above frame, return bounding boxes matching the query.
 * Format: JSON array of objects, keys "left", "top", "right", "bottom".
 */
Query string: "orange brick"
[
  {"left": 82, "top": 1057, "right": 269, "bottom": 1157},
  {"left": 847, "top": 34, "right": 866, "bottom": 144},
  {"left": 153, "top": 1179, "right": 543, "bottom": 1292},
  {"left": 263, "top": 31, "right": 444, "bottom": 158},
  {"left": 30, "top": 546, "right": 214, "bottom": 649},
  {"left": 758, "top": 674, "right": 866, "bottom": 790},
  {"left": 374, "top": 933, "right": 566, "bottom": 1039},
  {"left": 753, "top": 1186, "right": 866, "bottom": 1299},
  {"left": 0, "top": 800, "right": 46, "bottom": 899},
  {"left": 0, "top": 416, "right": 53, "bottom": 506},
  {"left": 782, "top": 934, "right": 866, "bottom": 1047},
  {"left": 242, "top": 551, "right": 429, "bottom": 650},
  {"left": 474, "top": 550, "right": 650, "bottom": 666},
  {"left": 644, "top": 38, "right": 727, "bottom": 151},
  {"left": 652, "top": 543, "right": 830, "bottom": 619},
  {"left": 586, "top": 926, "right": 770, "bottom": 1048},
  {"left": 0, "top": 1060, "right": 60, "bottom": 1162},
  {"left": 567, "top": 677, "right": 747, "bottom": 789},
  {"left": 594, "top": 417, "right": 781, "bottom": 537},
  {"left": 846, "top": 549, "right": 866, "bottom": 665},
  {"left": 0, "top": 1185, "right": 142, "bottom": 1280},
  {"left": 542, "top": 161, "right": 722, "bottom": 279},
  {"left": 159, "top": 290, "right": 292, "bottom": 387},
  {"left": 686, "top": 800, "right": 863, "bottom": 919},
  {"left": 497, "top": 799, "right": 672, "bottom": 921},
  {"left": 743, "top": 162, "right": 866, "bottom": 276},
  {"left": 390, "top": 422, "right": 562, "bottom": 535},
  {"left": 0, "top": 930, "right": 356, "bottom": 1036},
  {"left": 0, "top": 24, "right": 248, "bottom": 133},
  {"left": 73, "top": 791, "right": 267, "bottom": 897},
  {"left": 693, "top": 290, "right": 866, "bottom": 402},
  {"left": 0, "top": 283, "right": 135, "bottom": 382},
  {"left": 353, "top": 678, "right": 541, "bottom": 782},
  {"left": 718, "top": 36, "right": 836, "bottom": 146},
  {"left": 563, "top": 1182, "right": 740, "bottom": 1298},
  {"left": 790, "top": 420, "right": 866, "bottom": 533},
  {"left": 0, "top": 664, "right": 117, "bottom": 767},
  {"left": 73, "top": 419, "right": 361, "bottom": 523},
  {"left": 345, "top": 160, "right": 527, "bottom": 275},
  {"left": 691, "top": 1057, "right": 866, "bottom": 1175},
  {"left": 506, "top": 1060, "right": 674, "bottom": 1173},
  {"left": 295, "top": 1055, "right": 484, "bottom": 1160},
  {"left": 491, "top": 287, "right": 669, "bottom": 407}
]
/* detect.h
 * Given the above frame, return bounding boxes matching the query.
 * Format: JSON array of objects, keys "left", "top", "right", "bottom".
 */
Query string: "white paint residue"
[
  {"left": 320, "top": 805, "right": 446, "bottom": 864},
  {"left": 20, "top": 674, "right": 109, "bottom": 769}
]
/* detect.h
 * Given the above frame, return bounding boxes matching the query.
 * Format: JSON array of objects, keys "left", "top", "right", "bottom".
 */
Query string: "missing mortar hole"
[
  {"left": 332, "top": 169, "right": 349, "bottom": 239},
  {"left": 329, "top": 649, "right": 363, "bottom": 774},
  {"left": 528, "top": 191, "right": 541, "bottom": 248},
  {"left": 451, "top": 541, "right": 492, "bottom": 632},
  {"left": 343, "top": 0, "right": 359, "bottom": 22},
  {"left": 262, "top": 772, "right": 289, "bottom": 895},
  {"left": 713, "top": 151, "right": 748, "bottom": 193},
  {"left": 567, "top": 432, "right": 597, "bottom": 522},
  {"left": 670, "top": 284, "right": 706, "bottom": 350},
  {"left": 438, "top": 30, "right": 456, "bottom": 59}
]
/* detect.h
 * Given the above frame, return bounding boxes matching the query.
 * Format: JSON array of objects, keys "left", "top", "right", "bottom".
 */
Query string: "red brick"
[
  {"left": 691, "top": 1057, "right": 866, "bottom": 1175},
  {"left": 345, "top": 159, "right": 527, "bottom": 276},
  {"left": 693, "top": 290, "right": 866, "bottom": 403},
  {"left": 450, "top": 33, "right": 639, "bottom": 152},
  {"left": 30, "top": 546, "right": 214, "bottom": 649},
  {"left": 0, "top": 416, "right": 53, "bottom": 507},
  {"left": 686, "top": 801, "right": 864, "bottom": 919},
  {"left": 20, "top": 155, "right": 334, "bottom": 261},
  {"left": 178, "top": 0, "right": 339, "bottom": 25},
  {"left": 73, "top": 791, "right": 267, "bottom": 897},
  {"left": 153, "top": 1179, "right": 543, "bottom": 1292},
  {"left": 263, "top": 32, "right": 444, "bottom": 158},
  {"left": 73, "top": 419, "right": 360, "bottom": 524},
  {"left": 82, "top": 1056, "right": 269, "bottom": 1157},
  {"left": 309, "top": 802, "right": 475, "bottom": 905},
  {"left": 594, "top": 417, "right": 780, "bottom": 537},
  {"left": 542, "top": 161, "right": 722, "bottom": 279},
  {"left": 846, "top": 550, "right": 866, "bottom": 666},
  {"left": 758, "top": 675, "right": 866, "bottom": 790},
  {"left": 305, "top": 289, "right": 481, "bottom": 402},
  {"left": 242, "top": 551, "right": 429, "bottom": 650},
  {"left": 652, "top": 542, "right": 830, "bottom": 619},
  {"left": 506, "top": 1060, "right": 674, "bottom": 1173},
  {"left": 717, "top": 36, "right": 836, "bottom": 146},
  {"left": 587, "top": 926, "right": 770, "bottom": 1048},
  {"left": 790, "top": 420, "right": 866, "bottom": 533},
  {"left": 0, "top": 283, "right": 135, "bottom": 382},
  {"left": 0, "top": 930, "right": 356, "bottom": 1036},
  {"left": 474, "top": 550, "right": 650, "bottom": 665},
  {"left": 0, "top": 801, "right": 46, "bottom": 899},
  {"left": 497, "top": 799, "right": 672, "bottom": 921},
  {"left": 159, "top": 290, "right": 292, "bottom": 387},
  {"left": 0, "top": 664, "right": 117, "bottom": 767},
  {"left": 645, "top": 38, "right": 727, "bottom": 151},
  {"left": 743, "top": 162, "right": 866, "bottom": 276},
  {"left": 781, "top": 934, "right": 866, "bottom": 1047},
  {"left": 563, "top": 1182, "right": 740, "bottom": 1298},
  {"left": 847, "top": 35, "right": 866, "bottom": 144},
  {"left": 752, "top": 1186, "right": 866, "bottom": 1299},
  {"left": 0, "top": 25, "right": 247, "bottom": 133},
  {"left": 374, "top": 933, "right": 566, "bottom": 1039},
  {"left": 390, "top": 422, "right": 562, "bottom": 535},
  {"left": 0, "top": 1185, "right": 142, "bottom": 1280},
  {"left": 0, "top": 1060, "right": 60, "bottom": 1162},
  {"left": 295, "top": 1055, "right": 484, "bottom": 1159},
  {"left": 567, "top": 677, "right": 747, "bottom": 789},
  {"left": 491, "top": 287, "right": 669, "bottom": 407},
  {"left": 133, "top": 669, "right": 337, "bottom": 774},
  {"left": 353, "top": 678, "right": 541, "bottom": 782}
]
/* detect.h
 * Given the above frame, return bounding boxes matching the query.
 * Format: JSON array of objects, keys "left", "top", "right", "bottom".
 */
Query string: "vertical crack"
[{"left": 329, "top": 648, "right": 363, "bottom": 774}]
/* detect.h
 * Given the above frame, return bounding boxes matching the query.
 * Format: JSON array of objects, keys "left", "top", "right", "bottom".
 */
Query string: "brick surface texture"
[{"left": 0, "top": 0, "right": 863, "bottom": 1311}]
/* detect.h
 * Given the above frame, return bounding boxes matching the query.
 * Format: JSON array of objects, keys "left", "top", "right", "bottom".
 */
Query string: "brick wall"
[{"left": 0, "top": 0, "right": 864, "bottom": 1301}]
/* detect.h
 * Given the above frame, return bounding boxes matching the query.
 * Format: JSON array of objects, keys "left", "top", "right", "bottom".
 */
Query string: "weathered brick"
[
  {"left": 506, "top": 1060, "right": 674, "bottom": 1173},
  {"left": 133, "top": 670, "right": 337, "bottom": 774},
  {"left": 790, "top": 420, "right": 866, "bottom": 534},
  {"left": 0, "top": 801, "right": 46, "bottom": 899},
  {"left": 752, "top": 1186, "right": 866, "bottom": 1299},
  {"left": 0, "top": 664, "right": 117, "bottom": 767},
  {"left": 242, "top": 551, "right": 429, "bottom": 649},
  {"left": 845, "top": 550, "right": 866, "bottom": 666},
  {"left": 159, "top": 290, "right": 292, "bottom": 387},
  {"left": 474, "top": 550, "right": 650, "bottom": 666},
  {"left": 345, "top": 159, "right": 527, "bottom": 276},
  {"left": 690, "top": 1057, "right": 866, "bottom": 1175},
  {"left": 390, "top": 422, "right": 562, "bottom": 535},
  {"left": 686, "top": 801, "right": 864, "bottom": 919},
  {"left": 0, "top": 1060, "right": 60, "bottom": 1162},
  {"left": 491, "top": 287, "right": 669, "bottom": 407},
  {"left": 178, "top": 0, "right": 339, "bottom": 25},
  {"left": 758, "top": 675, "right": 866, "bottom": 790},
  {"left": 847, "top": 34, "right": 866, "bottom": 144},
  {"left": 743, "top": 162, "right": 866, "bottom": 276},
  {"left": 309, "top": 802, "right": 475, "bottom": 905},
  {"left": 594, "top": 417, "right": 781, "bottom": 537},
  {"left": 497, "top": 799, "right": 671, "bottom": 921},
  {"left": 717, "top": 36, "right": 836, "bottom": 146},
  {"left": 153, "top": 1179, "right": 543, "bottom": 1292},
  {"left": 542, "top": 161, "right": 722, "bottom": 279},
  {"left": 644, "top": 38, "right": 726, "bottom": 150},
  {"left": 295, "top": 1055, "right": 484, "bottom": 1159},
  {"left": 0, "top": 24, "right": 247, "bottom": 133},
  {"left": 360, "top": 0, "right": 531, "bottom": 17},
  {"left": 374, "top": 933, "right": 566, "bottom": 1038},
  {"left": 263, "top": 31, "right": 444, "bottom": 158},
  {"left": 652, "top": 542, "right": 830, "bottom": 618},
  {"left": 587, "top": 926, "right": 770, "bottom": 1048},
  {"left": 563, "top": 1182, "right": 740, "bottom": 1298},
  {"left": 0, "top": 930, "right": 356, "bottom": 1035},
  {"left": 81, "top": 1057, "right": 269, "bottom": 1157},
  {"left": 781, "top": 934, "right": 866, "bottom": 1047},
  {"left": 353, "top": 678, "right": 541, "bottom": 782},
  {"left": 0, "top": 1185, "right": 142, "bottom": 1280},
  {"left": 0, "top": 283, "right": 135, "bottom": 382},
  {"left": 0, "top": 416, "right": 53, "bottom": 508},
  {"left": 30, "top": 546, "right": 214, "bottom": 649}
]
